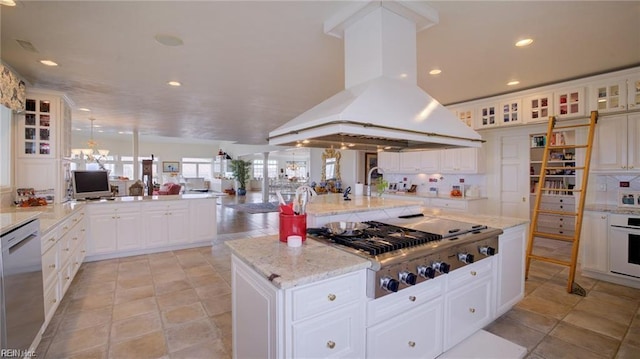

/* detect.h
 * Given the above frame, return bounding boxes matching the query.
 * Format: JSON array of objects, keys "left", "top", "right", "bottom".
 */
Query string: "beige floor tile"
[
  {"left": 110, "top": 311, "right": 163, "bottom": 343},
  {"left": 46, "top": 324, "right": 110, "bottom": 358},
  {"left": 57, "top": 306, "right": 112, "bottom": 333},
  {"left": 503, "top": 307, "right": 559, "bottom": 334},
  {"left": 195, "top": 280, "right": 232, "bottom": 300},
  {"left": 117, "top": 274, "right": 154, "bottom": 290},
  {"left": 152, "top": 270, "right": 188, "bottom": 284},
  {"left": 65, "top": 292, "right": 114, "bottom": 314},
  {"left": 484, "top": 316, "right": 546, "bottom": 352},
  {"left": 587, "top": 290, "right": 640, "bottom": 310},
  {"left": 154, "top": 279, "right": 193, "bottom": 295},
  {"left": 112, "top": 296, "right": 159, "bottom": 322},
  {"left": 156, "top": 288, "right": 200, "bottom": 311},
  {"left": 219, "top": 270, "right": 232, "bottom": 285},
  {"left": 65, "top": 345, "right": 108, "bottom": 359},
  {"left": 71, "top": 280, "right": 116, "bottom": 299},
  {"left": 36, "top": 336, "right": 52, "bottom": 358},
  {"left": 574, "top": 296, "right": 636, "bottom": 326},
  {"left": 529, "top": 282, "right": 583, "bottom": 307},
  {"left": 168, "top": 338, "right": 230, "bottom": 359},
  {"left": 118, "top": 266, "right": 152, "bottom": 280},
  {"left": 161, "top": 302, "right": 207, "bottom": 327},
  {"left": 165, "top": 318, "right": 220, "bottom": 353},
  {"left": 184, "top": 264, "right": 217, "bottom": 278},
  {"left": 115, "top": 285, "right": 155, "bottom": 305},
  {"left": 41, "top": 313, "right": 64, "bottom": 339},
  {"left": 211, "top": 312, "right": 232, "bottom": 337},
  {"left": 189, "top": 273, "right": 224, "bottom": 287},
  {"left": 622, "top": 324, "right": 640, "bottom": 348},
  {"left": 533, "top": 335, "right": 608, "bottom": 359},
  {"left": 515, "top": 294, "right": 574, "bottom": 320},
  {"left": 550, "top": 321, "right": 620, "bottom": 358},
  {"left": 201, "top": 293, "right": 232, "bottom": 317},
  {"left": 74, "top": 271, "right": 119, "bottom": 285},
  {"left": 176, "top": 254, "right": 209, "bottom": 269},
  {"left": 109, "top": 330, "right": 167, "bottom": 359},
  {"left": 616, "top": 344, "right": 640, "bottom": 359},
  {"left": 592, "top": 281, "right": 640, "bottom": 301},
  {"left": 118, "top": 254, "right": 150, "bottom": 263},
  {"left": 563, "top": 309, "right": 629, "bottom": 340}
]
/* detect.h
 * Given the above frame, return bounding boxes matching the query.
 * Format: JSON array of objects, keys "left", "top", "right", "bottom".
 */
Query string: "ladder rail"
[{"left": 525, "top": 111, "right": 598, "bottom": 295}]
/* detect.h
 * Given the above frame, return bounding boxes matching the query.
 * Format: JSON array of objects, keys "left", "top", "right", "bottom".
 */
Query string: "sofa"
[{"left": 153, "top": 182, "right": 182, "bottom": 195}]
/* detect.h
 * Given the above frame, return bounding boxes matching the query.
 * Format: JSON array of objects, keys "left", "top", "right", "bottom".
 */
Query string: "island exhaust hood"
[{"left": 268, "top": 1, "right": 484, "bottom": 152}]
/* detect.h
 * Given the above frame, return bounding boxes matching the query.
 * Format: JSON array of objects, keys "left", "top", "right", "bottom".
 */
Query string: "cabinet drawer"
[
  {"left": 539, "top": 195, "right": 575, "bottom": 205},
  {"left": 58, "top": 261, "right": 74, "bottom": 297},
  {"left": 43, "top": 280, "right": 59, "bottom": 321},
  {"left": 447, "top": 258, "right": 493, "bottom": 289},
  {"left": 290, "top": 271, "right": 365, "bottom": 321},
  {"left": 536, "top": 226, "right": 575, "bottom": 237},
  {"left": 145, "top": 201, "right": 189, "bottom": 212},
  {"left": 538, "top": 214, "right": 576, "bottom": 229},
  {"left": 41, "top": 227, "right": 59, "bottom": 254},
  {"left": 538, "top": 202, "right": 574, "bottom": 212},
  {"left": 444, "top": 276, "right": 493, "bottom": 350},
  {"left": 42, "top": 245, "right": 59, "bottom": 288},
  {"left": 292, "top": 302, "right": 364, "bottom": 358},
  {"left": 430, "top": 199, "right": 467, "bottom": 210},
  {"left": 367, "top": 298, "right": 443, "bottom": 359},
  {"left": 367, "top": 275, "right": 444, "bottom": 326}
]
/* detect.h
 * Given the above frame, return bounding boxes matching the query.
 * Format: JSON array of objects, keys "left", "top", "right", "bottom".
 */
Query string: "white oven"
[{"left": 609, "top": 214, "right": 640, "bottom": 278}]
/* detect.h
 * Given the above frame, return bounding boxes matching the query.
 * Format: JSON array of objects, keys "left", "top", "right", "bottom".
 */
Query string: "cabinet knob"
[
  {"left": 327, "top": 294, "right": 336, "bottom": 301},
  {"left": 408, "top": 341, "right": 416, "bottom": 348},
  {"left": 470, "top": 271, "right": 477, "bottom": 276},
  {"left": 49, "top": 238, "right": 56, "bottom": 242},
  {"left": 630, "top": 166, "right": 634, "bottom": 169},
  {"left": 73, "top": 237, "right": 78, "bottom": 240},
  {"left": 469, "top": 308, "right": 476, "bottom": 313},
  {"left": 51, "top": 299, "right": 57, "bottom": 304},
  {"left": 601, "top": 216, "right": 607, "bottom": 219},
  {"left": 81, "top": 250, "right": 86, "bottom": 253},
  {"left": 409, "top": 296, "right": 416, "bottom": 302},
  {"left": 326, "top": 341, "right": 336, "bottom": 349},
  {"left": 49, "top": 264, "right": 56, "bottom": 269},
  {"left": 63, "top": 226, "right": 68, "bottom": 230},
  {"left": 65, "top": 276, "right": 70, "bottom": 280}
]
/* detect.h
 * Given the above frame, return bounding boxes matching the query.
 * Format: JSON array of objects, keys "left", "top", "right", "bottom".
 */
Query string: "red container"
[{"left": 279, "top": 213, "right": 307, "bottom": 243}]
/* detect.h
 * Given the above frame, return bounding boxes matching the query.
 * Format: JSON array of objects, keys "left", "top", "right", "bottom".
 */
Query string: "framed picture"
[
  {"left": 162, "top": 161, "right": 180, "bottom": 173},
  {"left": 365, "top": 152, "right": 380, "bottom": 185}
]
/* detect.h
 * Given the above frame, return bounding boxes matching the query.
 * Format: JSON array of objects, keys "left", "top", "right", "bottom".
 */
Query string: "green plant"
[
  {"left": 376, "top": 179, "right": 389, "bottom": 196},
  {"left": 230, "top": 159, "right": 252, "bottom": 190}
]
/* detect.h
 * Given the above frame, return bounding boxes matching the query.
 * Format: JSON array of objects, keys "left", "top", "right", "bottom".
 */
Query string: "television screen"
[{"left": 71, "top": 170, "right": 112, "bottom": 200}]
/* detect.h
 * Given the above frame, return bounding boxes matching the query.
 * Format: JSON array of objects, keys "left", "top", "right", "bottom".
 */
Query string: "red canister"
[{"left": 279, "top": 213, "right": 307, "bottom": 243}]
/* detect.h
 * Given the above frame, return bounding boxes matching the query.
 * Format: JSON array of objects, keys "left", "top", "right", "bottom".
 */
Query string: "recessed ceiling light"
[
  {"left": 515, "top": 38, "right": 533, "bottom": 47},
  {"left": 507, "top": 80, "right": 520, "bottom": 86},
  {"left": 302, "top": 139, "right": 310, "bottom": 144},
  {"left": 400, "top": 73, "right": 408, "bottom": 78},
  {"left": 429, "top": 69, "right": 442, "bottom": 75},
  {"left": 154, "top": 34, "right": 184, "bottom": 47},
  {"left": 167, "top": 81, "right": 181, "bottom": 87},
  {"left": 39, "top": 60, "right": 58, "bottom": 66},
  {"left": 0, "top": 0, "right": 16, "bottom": 6},
  {"left": 78, "top": 108, "right": 91, "bottom": 112}
]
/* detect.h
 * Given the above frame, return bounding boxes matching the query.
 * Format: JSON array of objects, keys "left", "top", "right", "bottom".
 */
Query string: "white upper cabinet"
[
  {"left": 627, "top": 75, "right": 640, "bottom": 111},
  {"left": 450, "top": 107, "right": 475, "bottom": 128},
  {"left": 500, "top": 99, "right": 522, "bottom": 126},
  {"left": 397, "top": 151, "right": 439, "bottom": 173},
  {"left": 476, "top": 103, "right": 499, "bottom": 129},
  {"left": 440, "top": 147, "right": 484, "bottom": 174},
  {"left": 378, "top": 152, "right": 399, "bottom": 173},
  {"left": 523, "top": 93, "right": 554, "bottom": 124},
  {"left": 18, "top": 94, "right": 57, "bottom": 158},
  {"left": 592, "top": 114, "right": 640, "bottom": 172},
  {"left": 554, "top": 87, "right": 586, "bottom": 119},
  {"left": 589, "top": 77, "right": 627, "bottom": 114}
]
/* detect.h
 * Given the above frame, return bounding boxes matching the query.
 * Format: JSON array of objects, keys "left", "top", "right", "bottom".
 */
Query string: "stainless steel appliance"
[
  {"left": 609, "top": 214, "right": 640, "bottom": 278},
  {"left": 309, "top": 215, "right": 502, "bottom": 298},
  {"left": 0, "top": 219, "right": 44, "bottom": 351}
]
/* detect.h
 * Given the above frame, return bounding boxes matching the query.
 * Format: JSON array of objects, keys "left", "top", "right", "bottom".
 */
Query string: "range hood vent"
[{"left": 268, "top": 1, "right": 484, "bottom": 151}]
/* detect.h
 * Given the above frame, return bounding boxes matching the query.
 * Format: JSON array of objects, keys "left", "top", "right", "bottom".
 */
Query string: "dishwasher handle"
[{"left": 7, "top": 232, "right": 39, "bottom": 254}]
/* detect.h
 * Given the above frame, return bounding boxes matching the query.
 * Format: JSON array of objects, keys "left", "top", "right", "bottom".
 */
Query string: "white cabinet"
[
  {"left": 476, "top": 103, "right": 499, "bottom": 129},
  {"left": 592, "top": 114, "right": 640, "bottom": 172},
  {"left": 143, "top": 201, "right": 190, "bottom": 247},
  {"left": 444, "top": 258, "right": 495, "bottom": 351},
  {"left": 495, "top": 225, "right": 526, "bottom": 317},
  {"left": 628, "top": 75, "right": 640, "bottom": 110},
  {"left": 523, "top": 93, "right": 553, "bottom": 124},
  {"left": 580, "top": 212, "right": 608, "bottom": 273},
  {"left": 452, "top": 107, "right": 475, "bottom": 128},
  {"left": 554, "top": 87, "right": 586, "bottom": 119},
  {"left": 589, "top": 77, "right": 627, "bottom": 114},
  {"left": 428, "top": 198, "right": 487, "bottom": 212},
  {"left": 378, "top": 152, "right": 399, "bottom": 173},
  {"left": 398, "top": 151, "right": 439, "bottom": 173},
  {"left": 439, "top": 147, "right": 484, "bottom": 174},
  {"left": 500, "top": 99, "right": 521, "bottom": 126},
  {"left": 87, "top": 203, "right": 142, "bottom": 254}
]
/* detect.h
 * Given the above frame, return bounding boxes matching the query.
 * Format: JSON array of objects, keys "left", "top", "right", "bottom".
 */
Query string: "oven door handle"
[{"left": 610, "top": 225, "right": 640, "bottom": 231}]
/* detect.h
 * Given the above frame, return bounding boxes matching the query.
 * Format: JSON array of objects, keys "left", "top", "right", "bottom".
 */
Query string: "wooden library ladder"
[{"left": 525, "top": 111, "right": 598, "bottom": 296}]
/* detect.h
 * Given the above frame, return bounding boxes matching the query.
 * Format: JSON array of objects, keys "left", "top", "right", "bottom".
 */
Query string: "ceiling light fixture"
[
  {"left": 507, "top": 80, "right": 520, "bottom": 86},
  {"left": 78, "top": 108, "right": 91, "bottom": 112},
  {"left": 167, "top": 81, "right": 181, "bottom": 87},
  {"left": 515, "top": 38, "right": 533, "bottom": 47},
  {"left": 154, "top": 34, "right": 184, "bottom": 47},
  {"left": 72, "top": 118, "right": 110, "bottom": 169},
  {"left": 0, "top": 0, "right": 16, "bottom": 6},
  {"left": 39, "top": 60, "right": 58, "bottom": 67},
  {"left": 429, "top": 69, "right": 442, "bottom": 75}
]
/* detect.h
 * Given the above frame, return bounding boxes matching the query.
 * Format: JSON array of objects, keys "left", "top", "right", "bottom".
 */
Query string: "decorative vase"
[{"left": 237, "top": 188, "right": 247, "bottom": 196}]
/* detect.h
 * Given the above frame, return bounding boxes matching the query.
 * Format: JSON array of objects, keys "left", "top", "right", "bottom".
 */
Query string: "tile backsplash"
[
  {"left": 381, "top": 173, "right": 486, "bottom": 197},
  {"left": 591, "top": 174, "right": 640, "bottom": 205}
]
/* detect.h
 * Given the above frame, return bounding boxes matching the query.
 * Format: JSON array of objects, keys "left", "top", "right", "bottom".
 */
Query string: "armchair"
[{"left": 153, "top": 182, "right": 182, "bottom": 195}]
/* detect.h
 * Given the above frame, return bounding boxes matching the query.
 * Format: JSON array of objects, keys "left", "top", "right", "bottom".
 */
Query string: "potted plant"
[{"left": 230, "top": 159, "right": 252, "bottom": 196}]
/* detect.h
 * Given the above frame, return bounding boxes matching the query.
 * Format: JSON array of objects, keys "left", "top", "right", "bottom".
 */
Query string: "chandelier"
[
  {"left": 72, "top": 118, "right": 109, "bottom": 167},
  {"left": 287, "top": 152, "right": 298, "bottom": 171}
]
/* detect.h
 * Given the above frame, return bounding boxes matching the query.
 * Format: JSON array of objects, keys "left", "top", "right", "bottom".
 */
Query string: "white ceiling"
[{"left": 2, "top": 1, "right": 639, "bottom": 146}]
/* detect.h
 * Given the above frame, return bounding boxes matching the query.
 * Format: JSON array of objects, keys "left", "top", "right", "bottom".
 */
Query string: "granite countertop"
[
  {"left": 585, "top": 204, "right": 640, "bottom": 215},
  {"left": 86, "top": 193, "right": 220, "bottom": 204},
  {"left": 421, "top": 208, "right": 529, "bottom": 230},
  {"left": 226, "top": 235, "right": 371, "bottom": 289},
  {"left": 307, "top": 193, "right": 422, "bottom": 217},
  {"left": 384, "top": 192, "right": 488, "bottom": 201},
  {"left": 1, "top": 201, "right": 84, "bottom": 235}
]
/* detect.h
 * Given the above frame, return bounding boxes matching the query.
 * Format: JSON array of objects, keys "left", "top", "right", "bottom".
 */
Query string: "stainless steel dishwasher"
[{"left": 1, "top": 218, "right": 44, "bottom": 351}]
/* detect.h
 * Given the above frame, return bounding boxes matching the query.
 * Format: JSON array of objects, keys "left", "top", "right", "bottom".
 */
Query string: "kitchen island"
[{"left": 227, "top": 205, "right": 528, "bottom": 359}]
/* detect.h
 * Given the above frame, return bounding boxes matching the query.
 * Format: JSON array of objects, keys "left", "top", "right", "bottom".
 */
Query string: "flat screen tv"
[{"left": 71, "top": 170, "right": 112, "bottom": 200}]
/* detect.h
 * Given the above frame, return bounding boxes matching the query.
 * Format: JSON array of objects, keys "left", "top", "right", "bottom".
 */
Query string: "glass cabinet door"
[
  {"left": 524, "top": 93, "right": 553, "bottom": 124},
  {"left": 628, "top": 77, "right": 640, "bottom": 111},
  {"left": 476, "top": 104, "right": 498, "bottom": 128},
  {"left": 554, "top": 87, "right": 585, "bottom": 119},
  {"left": 590, "top": 78, "right": 627, "bottom": 114},
  {"left": 20, "top": 96, "right": 55, "bottom": 157},
  {"left": 501, "top": 99, "right": 521, "bottom": 125}
]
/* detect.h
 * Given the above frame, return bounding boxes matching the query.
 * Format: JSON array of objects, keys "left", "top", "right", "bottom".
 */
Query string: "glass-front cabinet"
[
  {"left": 453, "top": 107, "right": 474, "bottom": 128},
  {"left": 476, "top": 103, "right": 498, "bottom": 129},
  {"left": 589, "top": 77, "right": 627, "bottom": 114},
  {"left": 628, "top": 76, "right": 640, "bottom": 111},
  {"left": 554, "top": 87, "right": 585, "bottom": 119},
  {"left": 19, "top": 96, "right": 57, "bottom": 157},
  {"left": 524, "top": 93, "right": 553, "bottom": 124},
  {"left": 500, "top": 99, "right": 521, "bottom": 125}
]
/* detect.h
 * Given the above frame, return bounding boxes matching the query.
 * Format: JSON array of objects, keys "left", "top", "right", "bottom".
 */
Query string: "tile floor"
[{"left": 35, "top": 192, "right": 640, "bottom": 358}]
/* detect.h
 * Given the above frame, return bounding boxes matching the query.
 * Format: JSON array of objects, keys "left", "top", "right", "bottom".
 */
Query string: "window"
[
  {"left": 253, "top": 159, "right": 278, "bottom": 179},
  {"left": 182, "top": 157, "right": 213, "bottom": 181}
]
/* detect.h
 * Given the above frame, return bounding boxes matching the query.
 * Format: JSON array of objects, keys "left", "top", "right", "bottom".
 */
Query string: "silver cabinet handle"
[
  {"left": 409, "top": 296, "right": 416, "bottom": 302},
  {"left": 327, "top": 294, "right": 336, "bottom": 301},
  {"left": 327, "top": 341, "right": 335, "bottom": 349},
  {"left": 408, "top": 341, "right": 416, "bottom": 347},
  {"left": 469, "top": 308, "right": 476, "bottom": 313}
]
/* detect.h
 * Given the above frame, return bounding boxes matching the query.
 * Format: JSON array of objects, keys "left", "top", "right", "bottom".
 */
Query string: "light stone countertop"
[
  {"left": 420, "top": 209, "right": 529, "bottom": 230},
  {"left": 226, "top": 235, "right": 371, "bottom": 290},
  {"left": 307, "top": 193, "right": 422, "bottom": 217},
  {"left": 585, "top": 204, "right": 640, "bottom": 215},
  {"left": 384, "top": 192, "right": 488, "bottom": 201},
  {"left": 1, "top": 201, "right": 84, "bottom": 235}
]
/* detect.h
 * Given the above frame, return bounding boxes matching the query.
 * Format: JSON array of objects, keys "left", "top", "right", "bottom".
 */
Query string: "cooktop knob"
[
  {"left": 458, "top": 253, "right": 475, "bottom": 264},
  {"left": 432, "top": 261, "right": 450, "bottom": 274},
  {"left": 479, "top": 246, "right": 496, "bottom": 256},
  {"left": 417, "top": 265, "right": 436, "bottom": 279},
  {"left": 399, "top": 271, "right": 417, "bottom": 286},
  {"left": 380, "top": 276, "right": 400, "bottom": 293}
]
